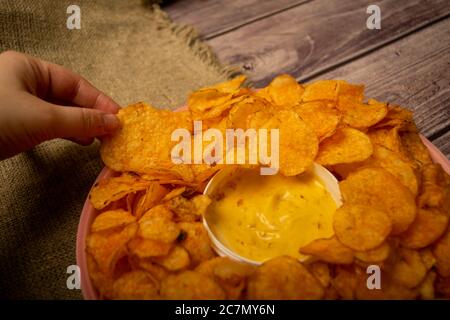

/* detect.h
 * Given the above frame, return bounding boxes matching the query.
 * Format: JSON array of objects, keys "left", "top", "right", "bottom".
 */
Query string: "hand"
[{"left": 0, "top": 50, "right": 121, "bottom": 160}]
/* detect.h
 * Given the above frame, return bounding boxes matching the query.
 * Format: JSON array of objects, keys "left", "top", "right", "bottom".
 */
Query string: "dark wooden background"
[{"left": 164, "top": 0, "right": 450, "bottom": 158}]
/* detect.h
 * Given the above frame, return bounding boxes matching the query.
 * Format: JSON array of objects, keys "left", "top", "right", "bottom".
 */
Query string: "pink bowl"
[{"left": 76, "top": 133, "right": 450, "bottom": 300}]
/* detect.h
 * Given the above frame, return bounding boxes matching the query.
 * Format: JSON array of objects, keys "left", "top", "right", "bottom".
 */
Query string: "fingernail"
[{"left": 103, "top": 114, "right": 120, "bottom": 132}]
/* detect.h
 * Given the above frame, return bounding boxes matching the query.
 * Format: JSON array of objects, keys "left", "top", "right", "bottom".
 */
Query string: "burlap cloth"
[{"left": 0, "top": 0, "right": 239, "bottom": 299}]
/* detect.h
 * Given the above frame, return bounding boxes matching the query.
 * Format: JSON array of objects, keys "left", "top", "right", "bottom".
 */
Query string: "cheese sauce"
[{"left": 206, "top": 168, "right": 337, "bottom": 262}]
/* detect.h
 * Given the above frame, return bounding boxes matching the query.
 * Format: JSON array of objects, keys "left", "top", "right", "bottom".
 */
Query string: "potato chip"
[
  {"left": 133, "top": 183, "right": 169, "bottom": 219},
  {"left": 138, "top": 207, "right": 180, "bottom": 243},
  {"left": 374, "top": 104, "right": 415, "bottom": 131},
  {"left": 247, "top": 256, "right": 324, "bottom": 299},
  {"left": 293, "top": 101, "right": 341, "bottom": 141},
  {"left": 400, "top": 209, "right": 448, "bottom": 249},
  {"left": 178, "top": 222, "right": 216, "bottom": 266},
  {"left": 87, "top": 222, "right": 138, "bottom": 275},
  {"left": 227, "top": 96, "right": 270, "bottom": 129},
  {"left": 196, "top": 257, "right": 255, "bottom": 299},
  {"left": 111, "top": 270, "right": 159, "bottom": 300},
  {"left": 337, "top": 97, "right": 387, "bottom": 129},
  {"left": 419, "top": 271, "right": 437, "bottom": 300},
  {"left": 263, "top": 110, "right": 318, "bottom": 176},
  {"left": 354, "top": 242, "right": 390, "bottom": 263},
  {"left": 306, "top": 262, "right": 331, "bottom": 288},
  {"left": 299, "top": 236, "right": 354, "bottom": 264},
  {"left": 418, "top": 163, "right": 446, "bottom": 209},
  {"left": 316, "top": 127, "right": 373, "bottom": 166},
  {"left": 165, "top": 194, "right": 211, "bottom": 222},
  {"left": 435, "top": 275, "right": 450, "bottom": 298},
  {"left": 90, "top": 209, "right": 136, "bottom": 233},
  {"left": 161, "top": 270, "right": 226, "bottom": 299},
  {"left": 256, "top": 74, "right": 304, "bottom": 108},
  {"left": 100, "top": 103, "right": 194, "bottom": 180},
  {"left": 390, "top": 248, "right": 427, "bottom": 288},
  {"left": 433, "top": 230, "right": 450, "bottom": 277},
  {"left": 128, "top": 237, "right": 172, "bottom": 258},
  {"left": 89, "top": 173, "right": 153, "bottom": 210},
  {"left": 340, "top": 167, "right": 416, "bottom": 235},
  {"left": 161, "top": 187, "right": 186, "bottom": 202},
  {"left": 86, "top": 253, "right": 115, "bottom": 299},
  {"left": 333, "top": 204, "right": 392, "bottom": 251},
  {"left": 130, "top": 256, "right": 169, "bottom": 282},
  {"left": 151, "top": 245, "right": 190, "bottom": 271},
  {"left": 330, "top": 266, "right": 358, "bottom": 299},
  {"left": 302, "top": 80, "right": 339, "bottom": 102},
  {"left": 336, "top": 81, "right": 364, "bottom": 102},
  {"left": 367, "top": 127, "right": 409, "bottom": 161},
  {"left": 401, "top": 131, "right": 433, "bottom": 167}
]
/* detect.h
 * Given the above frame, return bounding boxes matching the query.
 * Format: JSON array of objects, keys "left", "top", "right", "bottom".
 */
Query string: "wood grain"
[
  {"left": 205, "top": 0, "right": 450, "bottom": 86},
  {"left": 164, "top": 0, "right": 309, "bottom": 39},
  {"left": 314, "top": 18, "right": 450, "bottom": 157}
]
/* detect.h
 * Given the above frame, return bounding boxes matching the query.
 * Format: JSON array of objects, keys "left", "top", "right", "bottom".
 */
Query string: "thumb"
[{"left": 50, "top": 106, "right": 121, "bottom": 139}]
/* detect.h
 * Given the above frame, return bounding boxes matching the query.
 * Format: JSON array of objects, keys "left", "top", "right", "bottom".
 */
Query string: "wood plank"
[
  {"left": 314, "top": 18, "right": 450, "bottom": 157},
  {"left": 164, "top": 0, "right": 309, "bottom": 39},
  {"left": 206, "top": 0, "right": 450, "bottom": 86}
]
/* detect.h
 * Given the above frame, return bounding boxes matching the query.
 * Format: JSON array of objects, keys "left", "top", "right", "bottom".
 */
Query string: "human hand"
[{"left": 0, "top": 50, "right": 121, "bottom": 160}]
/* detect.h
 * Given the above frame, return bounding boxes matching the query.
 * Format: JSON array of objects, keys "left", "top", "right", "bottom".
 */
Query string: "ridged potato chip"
[
  {"left": 340, "top": 167, "right": 416, "bottom": 235},
  {"left": 247, "top": 256, "right": 324, "bottom": 299},
  {"left": 333, "top": 204, "right": 392, "bottom": 251},
  {"left": 316, "top": 127, "right": 373, "bottom": 166},
  {"left": 400, "top": 209, "right": 448, "bottom": 249},
  {"left": 299, "top": 236, "right": 354, "bottom": 264}
]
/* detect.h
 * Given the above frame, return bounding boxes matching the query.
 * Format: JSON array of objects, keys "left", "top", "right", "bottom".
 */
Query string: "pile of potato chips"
[{"left": 87, "top": 74, "right": 450, "bottom": 299}]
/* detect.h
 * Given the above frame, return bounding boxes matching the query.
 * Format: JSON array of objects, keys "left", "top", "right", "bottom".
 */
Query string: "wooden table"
[{"left": 164, "top": 0, "right": 450, "bottom": 157}]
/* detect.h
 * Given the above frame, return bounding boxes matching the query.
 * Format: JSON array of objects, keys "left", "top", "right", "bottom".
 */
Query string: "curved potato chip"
[
  {"left": 354, "top": 242, "right": 391, "bottom": 263},
  {"left": 86, "top": 253, "right": 115, "bottom": 299},
  {"left": 340, "top": 167, "right": 416, "bottom": 235},
  {"left": 133, "top": 183, "right": 169, "bottom": 219},
  {"left": 138, "top": 206, "right": 180, "bottom": 243},
  {"left": 299, "top": 236, "right": 354, "bottom": 264},
  {"left": 227, "top": 96, "right": 269, "bottom": 129},
  {"left": 419, "top": 271, "right": 437, "bottom": 300},
  {"left": 128, "top": 237, "right": 172, "bottom": 258},
  {"left": 316, "top": 128, "right": 373, "bottom": 166},
  {"left": 400, "top": 209, "right": 448, "bottom": 249},
  {"left": 374, "top": 104, "right": 415, "bottom": 131},
  {"left": 247, "top": 256, "right": 324, "bottom": 299},
  {"left": 433, "top": 230, "right": 450, "bottom": 277},
  {"left": 89, "top": 173, "right": 153, "bottom": 210},
  {"left": 100, "top": 103, "right": 194, "bottom": 179},
  {"left": 166, "top": 195, "right": 211, "bottom": 222},
  {"left": 337, "top": 98, "right": 387, "bottom": 129},
  {"left": 330, "top": 266, "right": 358, "bottom": 299},
  {"left": 178, "top": 222, "right": 216, "bottom": 266},
  {"left": 334, "top": 204, "right": 392, "bottom": 251},
  {"left": 418, "top": 163, "right": 446, "bottom": 209},
  {"left": 306, "top": 262, "right": 331, "bottom": 288},
  {"left": 263, "top": 110, "right": 318, "bottom": 176},
  {"left": 257, "top": 74, "right": 304, "bottom": 108},
  {"left": 87, "top": 222, "right": 138, "bottom": 275},
  {"left": 91, "top": 209, "right": 136, "bottom": 233},
  {"left": 131, "top": 257, "right": 169, "bottom": 282},
  {"left": 302, "top": 80, "right": 339, "bottom": 102},
  {"left": 151, "top": 245, "right": 190, "bottom": 271},
  {"left": 161, "top": 270, "right": 226, "bottom": 299},
  {"left": 367, "top": 127, "right": 409, "bottom": 162},
  {"left": 111, "top": 270, "right": 159, "bottom": 300},
  {"left": 293, "top": 101, "right": 341, "bottom": 141},
  {"left": 401, "top": 131, "right": 433, "bottom": 166}
]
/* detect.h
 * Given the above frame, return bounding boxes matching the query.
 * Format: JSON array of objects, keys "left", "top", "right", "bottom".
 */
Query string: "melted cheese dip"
[{"left": 206, "top": 168, "right": 337, "bottom": 262}]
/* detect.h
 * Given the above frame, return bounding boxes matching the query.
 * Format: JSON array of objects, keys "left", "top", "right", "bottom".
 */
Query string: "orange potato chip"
[
  {"left": 302, "top": 80, "right": 339, "bottom": 102},
  {"left": 374, "top": 104, "right": 416, "bottom": 132},
  {"left": 138, "top": 209, "right": 180, "bottom": 243},
  {"left": 100, "top": 103, "right": 194, "bottom": 180},
  {"left": 340, "top": 167, "right": 416, "bottom": 235},
  {"left": 293, "top": 101, "right": 341, "bottom": 141},
  {"left": 161, "top": 270, "right": 226, "bottom": 299},
  {"left": 91, "top": 209, "right": 136, "bottom": 233},
  {"left": 306, "top": 261, "right": 331, "bottom": 288},
  {"left": 400, "top": 209, "right": 448, "bottom": 249},
  {"left": 86, "top": 222, "right": 138, "bottom": 275},
  {"left": 128, "top": 237, "right": 173, "bottom": 258},
  {"left": 390, "top": 248, "right": 427, "bottom": 288},
  {"left": 299, "top": 236, "right": 354, "bottom": 264},
  {"left": 256, "top": 74, "right": 304, "bottom": 108},
  {"left": 401, "top": 131, "right": 433, "bottom": 167},
  {"left": 330, "top": 266, "right": 358, "bottom": 299},
  {"left": 247, "top": 256, "right": 324, "bottom": 299},
  {"left": 263, "top": 110, "right": 318, "bottom": 176},
  {"left": 133, "top": 183, "right": 169, "bottom": 219},
  {"left": 111, "top": 270, "right": 159, "bottom": 300},
  {"left": 334, "top": 204, "right": 392, "bottom": 251},
  {"left": 336, "top": 81, "right": 365, "bottom": 102},
  {"left": 130, "top": 256, "right": 169, "bottom": 282},
  {"left": 227, "top": 95, "right": 270, "bottom": 129},
  {"left": 178, "top": 222, "right": 216, "bottom": 266},
  {"left": 354, "top": 242, "right": 391, "bottom": 263},
  {"left": 337, "top": 98, "right": 387, "bottom": 129},
  {"left": 367, "top": 127, "right": 409, "bottom": 161},
  {"left": 418, "top": 271, "right": 437, "bottom": 300},
  {"left": 316, "top": 127, "right": 373, "bottom": 166},
  {"left": 165, "top": 194, "right": 211, "bottom": 222},
  {"left": 418, "top": 163, "right": 446, "bottom": 209},
  {"left": 89, "top": 173, "right": 153, "bottom": 210},
  {"left": 151, "top": 245, "right": 190, "bottom": 271}
]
